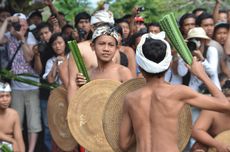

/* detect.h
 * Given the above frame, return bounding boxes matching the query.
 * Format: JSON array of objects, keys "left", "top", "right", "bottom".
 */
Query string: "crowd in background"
[{"left": 0, "top": 0, "right": 230, "bottom": 151}]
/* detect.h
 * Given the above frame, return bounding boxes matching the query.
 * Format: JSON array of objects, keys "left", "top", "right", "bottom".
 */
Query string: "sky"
[{"left": 89, "top": 0, "right": 100, "bottom": 8}]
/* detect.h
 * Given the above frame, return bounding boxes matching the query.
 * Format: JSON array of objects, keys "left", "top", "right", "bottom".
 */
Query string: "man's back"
[{"left": 125, "top": 80, "right": 185, "bottom": 152}]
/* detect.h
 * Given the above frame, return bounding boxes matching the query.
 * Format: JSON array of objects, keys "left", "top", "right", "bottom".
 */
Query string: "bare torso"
[
  {"left": 78, "top": 40, "right": 98, "bottom": 69},
  {"left": 208, "top": 111, "right": 230, "bottom": 136},
  {"left": 126, "top": 81, "right": 185, "bottom": 152},
  {"left": 89, "top": 63, "right": 131, "bottom": 83},
  {"left": 0, "top": 108, "right": 15, "bottom": 139}
]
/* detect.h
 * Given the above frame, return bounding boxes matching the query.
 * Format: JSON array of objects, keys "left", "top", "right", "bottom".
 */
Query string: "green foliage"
[
  {"left": 53, "top": 0, "right": 91, "bottom": 24},
  {"left": 108, "top": 0, "right": 230, "bottom": 23}
]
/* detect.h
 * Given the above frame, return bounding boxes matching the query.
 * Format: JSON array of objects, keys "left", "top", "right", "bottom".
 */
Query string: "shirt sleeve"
[{"left": 43, "top": 58, "right": 55, "bottom": 80}]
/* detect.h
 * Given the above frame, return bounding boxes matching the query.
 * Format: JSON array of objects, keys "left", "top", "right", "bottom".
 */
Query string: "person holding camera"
[
  {"left": 185, "top": 27, "right": 221, "bottom": 149},
  {"left": 74, "top": 12, "right": 92, "bottom": 42},
  {"left": 0, "top": 13, "right": 41, "bottom": 152},
  {"left": 186, "top": 27, "right": 221, "bottom": 91}
]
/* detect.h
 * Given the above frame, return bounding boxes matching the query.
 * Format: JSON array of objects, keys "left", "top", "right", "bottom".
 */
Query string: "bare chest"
[
  {"left": 83, "top": 50, "right": 97, "bottom": 69},
  {"left": 0, "top": 115, "right": 14, "bottom": 135},
  {"left": 210, "top": 114, "right": 230, "bottom": 136},
  {"left": 90, "top": 68, "right": 121, "bottom": 82}
]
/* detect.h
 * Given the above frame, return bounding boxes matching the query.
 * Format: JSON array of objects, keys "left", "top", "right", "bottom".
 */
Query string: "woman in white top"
[{"left": 43, "top": 33, "right": 69, "bottom": 88}]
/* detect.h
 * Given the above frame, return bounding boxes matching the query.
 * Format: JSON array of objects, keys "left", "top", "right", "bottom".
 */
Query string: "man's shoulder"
[{"left": 7, "top": 108, "right": 18, "bottom": 115}]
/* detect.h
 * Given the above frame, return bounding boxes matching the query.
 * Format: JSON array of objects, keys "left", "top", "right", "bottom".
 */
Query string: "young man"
[
  {"left": 0, "top": 82, "right": 25, "bottom": 152},
  {"left": 75, "top": 25, "right": 132, "bottom": 87},
  {"left": 33, "top": 22, "right": 54, "bottom": 152},
  {"left": 74, "top": 12, "right": 92, "bottom": 41},
  {"left": 119, "top": 32, "right": 230, "bottom": 152},
  {"left": 68, "top": 11, "right": 122, "bottom": 102},
  {"left": 191, "top": 81, "right": 230, "bottom": 152}
]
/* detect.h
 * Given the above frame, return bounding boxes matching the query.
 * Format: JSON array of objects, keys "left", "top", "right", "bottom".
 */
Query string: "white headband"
[
  {"left": 136, "top": 32, "right": 172, "bottom": 73},
  {"left": 0, "top": 82, "right": 11, "bottom": 92},
  {"left": 13, "top": 13, "right": 27, "bottom": 20},
  {"left": 92, "top": 25, "right": 119, "bottom": 42},
  {"left": 91, "top": 10, "right": 114, "bottom": 25}
]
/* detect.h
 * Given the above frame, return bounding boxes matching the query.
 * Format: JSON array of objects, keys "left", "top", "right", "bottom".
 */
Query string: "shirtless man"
[
  {"left": 75, "top": 25, "right": 132, "bottom": 88},
  {"left": 68, "top": 26, "right": 126, "bottom": 101},
  {"left": 0, "top": 82, "right": 24, "bottom": 152},
  {"left": 68, "top": 10, "right": 122, "bottom": 101},
  {"left": 191, "top": 89, "right": 230, "bottom": 152},
  {"left": 119, "top": 32, "right": 230, "bottom": 152}
]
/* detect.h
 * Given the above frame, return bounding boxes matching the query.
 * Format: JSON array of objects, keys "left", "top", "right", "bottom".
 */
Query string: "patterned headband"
[{"left": 92, "top": 25, "right": 119, "bottom": 43}]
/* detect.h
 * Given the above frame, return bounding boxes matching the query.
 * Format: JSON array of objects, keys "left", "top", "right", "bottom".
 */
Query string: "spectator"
[
  {"left": 43, "top": 33, "right": 69, "bottom": 88},
  {"left": 179, "top": 13, "right": 196, "bottom": 39},
  {"left": 33, "top": 22, "right": 54, "bottom": 152},
  {"left": 0, "top": 13, "right": 41, "bottom": 152},
  {"left": 74, "top": 12, "right": 92, "bottom": 42},
  {"left": 196, "top": 12, "right": 225, "bottom": 74},
  {"left": 192, "top": 8, "right": 207, "bottom": 17},
  {"left": 116, "top": 18, "right": 131, "bottom": 45},
  {"left": 147, "top": 22, "right": 161, "bottom": 34}
]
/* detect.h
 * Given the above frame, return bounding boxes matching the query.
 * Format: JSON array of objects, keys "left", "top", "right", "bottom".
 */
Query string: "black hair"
[
  {"left": 36, "top": 22, "right": 52, "bottom": 33},
  {"left": 179, "top": 13, "right": 196, "bottom": 28},
  {"left": 147, "top": 22, "right": 161, "bottom": 31},
  {"left": 62, "top": 24, "right": 74, "bottom": 33},
  {"left": 122, "top": 14, "right": 132, "bottom": 20},
  {"left": 0, "top": 7, "right": 11, "bottom": 14},
  {"left": 116, "top": 18, "right": 129, "bottom": 25},
  {"left": 28, "top": 10, "right": 42, "bottom": 19},
  {"left": 140, "top": 38, "right": 167, "bottom": 77},
  {"left": 49, "top": 33, "right": 69, "bottom": 56},
  {"left": 74, "top": 12, "right": 90, "bottom": 26},
  {"left": 127, "top": 28, "right": 147, "bottom": 47},
  {"left": 113, "top": 25, "right": 123, "bottom": 36},
  {"left": 196, "top": 12, "right": 213, "bottom": 26},
  {"left": 192, "top": 8, "right": 207, "bottom": 15},
  {"left": 219, "top": 10, "right": 228, "bottom": 14}
]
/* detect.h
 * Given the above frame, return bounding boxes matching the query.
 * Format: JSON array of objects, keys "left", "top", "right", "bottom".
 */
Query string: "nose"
[{"left": 104, "top": 44, "right": 110, "bottom": 52}]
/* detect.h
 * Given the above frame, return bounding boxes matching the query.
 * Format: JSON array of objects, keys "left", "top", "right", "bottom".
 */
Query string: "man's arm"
[
  {"left": 67, "top": 53, "right": 79, "bottom": 103},
  {"left": 224, "top": 29, "right": 230, "bottom": 55},
  {"left": 192, "top": 111, "right": 230, "bottom": 152},
  {"left": 182, "top": 58, "right": 229, "bottom": 112},
  {"left": 13, "top": 112, "right": 25, "bottom": 152},
  {"left": 119, "top": 96, "right": 135, "bottom": 151},
  {"left": 213, "top": 0, "right": 222, "bottom": 23}
]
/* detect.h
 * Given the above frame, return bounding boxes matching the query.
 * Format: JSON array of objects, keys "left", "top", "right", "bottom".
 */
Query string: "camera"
[
  {"left": 137, "top": 7, "right": 145, "bottom": 12},
  {"left": 186, "top": 39, "right": 201, "bottom": 53},
  {"left": 12, "top": 22, "right": 21, "bottom": 31},
  {"left": 37, "top": 41, "right": 47, "bottom": 53},
  {"left": 78, "top": 28, "right": 86, "bottom": 40}
]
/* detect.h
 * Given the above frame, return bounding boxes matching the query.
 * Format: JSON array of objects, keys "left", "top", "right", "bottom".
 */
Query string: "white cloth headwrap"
[
  {"left": 92, "top": 25, "right": 119, "bottom": 42},
  {"left": 0, "top": 82, "right": 11, "bottom": 92},
  {"left": 136, "top": 32, "right": 172, "bottom": 73},
  {"left": 13, "top": 13, "right": 27, "bottom": 20},
  {"left": 91, "top": 10, "right": 114, "bottom": 25}
]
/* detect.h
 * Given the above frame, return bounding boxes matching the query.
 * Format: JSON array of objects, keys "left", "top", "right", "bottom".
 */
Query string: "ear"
[{"left": 90, "top": 42, "right": 95, "bottom": 51}]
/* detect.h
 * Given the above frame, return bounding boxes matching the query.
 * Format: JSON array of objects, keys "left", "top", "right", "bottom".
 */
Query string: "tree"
[
  {"left": 53, "top": 0, "right": 92, "bottom": 23},
  {"left": 108, "top": 0, "right": 230, "bottom": 23}
]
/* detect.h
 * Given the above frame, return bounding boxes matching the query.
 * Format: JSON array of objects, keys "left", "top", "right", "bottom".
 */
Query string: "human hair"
[
  {"left": 28, "top": 10, "right": 42, "bottom": 19},
  {"left": 49, "top": 33, "right": 69, "bottom": 56},
  {"left": 116, "top": 18, "right": 129, "bottom": 25},
  {"left": 62, "top": 24, "right": 74, "bottom": 33},
  {"left": 36, "top": 22, "right": 52, "bottom": 33},
  {"left": 140, "top": 38, "right": 167, "bottom": 77},
  {"left": 113, "top": 25, "right": 123, "bottom": 36},
  {"left": 0, "top": 7, "right": 11, "bottom": 15},
  {"left": 192, "top": 8, "right": 207, "bottom": 15},
  {"left": 147, "top": 22, "right": 161, "bottom": 31},
  {"left": 179, "top": 13, "right": 196, "bottom": 28},
  {"left": 74, "top": 12, "right": 90, "bottom": 25},
  {"left": 196, "top": 12, "right": 213, "bottom": 26}
]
